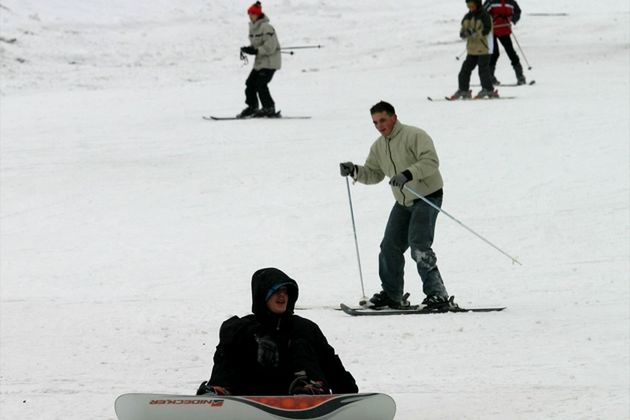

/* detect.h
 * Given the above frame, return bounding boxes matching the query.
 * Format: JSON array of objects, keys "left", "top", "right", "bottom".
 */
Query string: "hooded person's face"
[{"left": 266, "top": 287, "right": 289, "bottom": 314}]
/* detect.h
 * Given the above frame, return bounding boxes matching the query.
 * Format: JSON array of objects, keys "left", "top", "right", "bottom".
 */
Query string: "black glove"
[
  {"left": 196, "top": 381, "right": 230, "bottom": 396},
  {"left": 289, "top": 374, "right": 330, "bottom": 395},
  {"left": 460, "top": 28, "right": 476, "bottom": 39},
  {"left": 389, "top": 171, "right": 412, "bottom": 187},
  {"left": 240, "top": 46, "right": 258, "bottom": 55},
  {"left": 339, "top": 162, "right": 356, "bottom": 177},
  {"left": 255, "top": 335, "right": 279, "bottom": 368}
]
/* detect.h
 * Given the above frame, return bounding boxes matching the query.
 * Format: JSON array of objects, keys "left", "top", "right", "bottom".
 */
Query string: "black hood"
[{"left": 251, "top": 267, "right": 299, "bottom": 317}]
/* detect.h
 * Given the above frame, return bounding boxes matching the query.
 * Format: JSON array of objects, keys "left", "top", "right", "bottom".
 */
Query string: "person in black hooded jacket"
[{"left": 196, "top": 267, "right": 358, "bottom": 396}]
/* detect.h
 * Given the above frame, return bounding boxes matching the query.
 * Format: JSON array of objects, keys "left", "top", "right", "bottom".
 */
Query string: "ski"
[
  {"left": 472, "top": 80, "right": 536, "bottom": 87},
  {"left": 427, "top": 96, "right": 516, "bottom": 102},
  {"left": 339, "top": 303, "right": 505, "bottom": 316},
  {"left": 115, "top": 392, "right": 396, "bottom": 420},
  {"left": 203, "top": 111, "right": 311, "bottom": 121}
]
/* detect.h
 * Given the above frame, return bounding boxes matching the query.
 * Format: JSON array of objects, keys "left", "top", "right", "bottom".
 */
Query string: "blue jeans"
[{"left": 378, "top": 194, "right": 448, "bottom": 301}]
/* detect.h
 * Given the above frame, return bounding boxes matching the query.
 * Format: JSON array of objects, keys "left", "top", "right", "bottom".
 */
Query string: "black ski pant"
[
  {"left": 490, "top": 35, "right": 523, "bottom": 78},
  {"left": 458, "top": 54, "right": 493, "bottom": 91},
  {"left": 378, "top": 194, "right": 448, "bottom": 302},
  {"left": 245, "top": 68, "right": 276, "bottom": 109}
]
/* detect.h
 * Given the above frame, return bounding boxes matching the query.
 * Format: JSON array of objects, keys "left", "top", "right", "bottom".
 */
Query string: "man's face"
[
  {"left": 466, "top": 1, "right": 477, "bottom": 12},
  {"left": 248, "top": 13, "right": 259, "bottom": 23},
  {"left": 266, "top": 287, "right": 288, "bottom": 314},
  {"left": 372, "top": 111, "right": 397, "bottom": 137}
]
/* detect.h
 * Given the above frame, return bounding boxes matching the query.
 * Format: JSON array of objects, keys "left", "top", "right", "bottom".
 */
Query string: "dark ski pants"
[
  {"left": 245, "top": 68, "right": 276, "bottom": 109},
  {"left": 490, "top": 35, "right": 523, "bottom": 78},
  {"left": 458, "top": 54, "right": 493, "bottom": 91},
  {"left": 378, "top": 195, "right": 448, "bottom": 302}
]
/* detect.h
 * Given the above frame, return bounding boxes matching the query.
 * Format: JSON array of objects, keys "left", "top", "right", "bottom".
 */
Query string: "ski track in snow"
[{"left": 1, "top": 1, "right": 629, "bottom": 419}]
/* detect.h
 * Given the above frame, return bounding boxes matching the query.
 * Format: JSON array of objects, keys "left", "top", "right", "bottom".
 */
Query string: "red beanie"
[{"left": 247, "top": 1, "right": 262, "bottom": 16}]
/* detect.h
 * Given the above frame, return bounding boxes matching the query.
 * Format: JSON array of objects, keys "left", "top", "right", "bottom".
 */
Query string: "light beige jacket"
[
  {"left": 355, "top": 121, "right": 444, "bottom": 207},
  {"left": 249, "top": 15, "right": 281, "bottom": 70}
]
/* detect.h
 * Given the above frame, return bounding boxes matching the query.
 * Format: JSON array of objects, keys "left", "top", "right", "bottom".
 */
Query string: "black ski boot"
[
  {"left": 513, "top": 62, "right": 526, "bottom": 85},
  {"left": 237, "top": 106, "right": 258, "bottom": 119},
  {"left": 253, "top": 106, "right": 276, "bottom": 118},
  {"left": 365, "top": 290, "right": 410, "bottom": 309},
  {"left": 450, "top": 89, "right": 472, "bottom": 100},
  {"left": 475, "top": 89, "right": 499, "bottom": 99},
  {"left": 422, "top": 295, "right": 459, "bottom": 311}
]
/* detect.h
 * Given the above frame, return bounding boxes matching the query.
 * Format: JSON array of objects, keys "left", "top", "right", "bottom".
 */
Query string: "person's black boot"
[{"left": 513, "top": 62, "right": 526, "bottom": 85}]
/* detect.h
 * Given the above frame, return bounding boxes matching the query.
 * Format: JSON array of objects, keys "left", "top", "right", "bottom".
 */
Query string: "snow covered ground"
[{"left": 1, "top": 0, "right": 629, "bottom": 419}]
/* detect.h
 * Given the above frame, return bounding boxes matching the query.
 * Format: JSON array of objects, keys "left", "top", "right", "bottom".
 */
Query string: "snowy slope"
[{"left": 1, "top": 1, "right": 629, "bottom": 419}]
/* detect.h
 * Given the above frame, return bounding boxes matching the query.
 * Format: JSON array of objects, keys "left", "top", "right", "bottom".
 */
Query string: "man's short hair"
[{"left": 370, "top": 101, "right": 396, "bottom": 116}]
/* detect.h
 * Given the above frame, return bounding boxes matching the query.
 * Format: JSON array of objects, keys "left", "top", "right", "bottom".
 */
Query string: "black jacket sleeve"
[
  {"left": 512, "top": 0, "right": 522, "bottom": 24},
  {"left": 208, "top": 316, "right": 259, "bottom": 394},
  {"left": 294, "top": 319, "right": 359, "bottom": 393},
  {"left": 481, "top": 11, "right": 493, "bottom": 36}
]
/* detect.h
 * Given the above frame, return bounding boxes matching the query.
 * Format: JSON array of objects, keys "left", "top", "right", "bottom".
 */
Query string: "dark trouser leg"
[
  {"left": 378, "top": 203, "right": 410, "bottom": 301},
  {"left": 255, "top": 69, "right": 276, "bottom": 109},
  {"left": 408, "top": 195, "right": 448, "bottom": 298},
  {"left": 498, "top": 36, "right": 521, "bottom": 66},
  {"left": 490, "top": 35, "right": 500, "bottom": 77},
  {"left": 458, "top": 54, "right": 478, "bottom": 91},
  {"left": 244, "top": 70, "right": 260, "bottom": 109},
  {"left": 498, "top": 36, "right": 524, "bottom": 80},
  {"left": 477, "top": 54, "right": 493, "bottom": 91}
]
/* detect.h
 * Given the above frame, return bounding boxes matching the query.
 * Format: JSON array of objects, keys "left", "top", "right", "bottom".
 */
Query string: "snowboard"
[
  {"left": 115, "top": 392, "right": 395, "bottom": 420},
  {"left": 340, "top": 303, "right": 506, "bottom": 316}
]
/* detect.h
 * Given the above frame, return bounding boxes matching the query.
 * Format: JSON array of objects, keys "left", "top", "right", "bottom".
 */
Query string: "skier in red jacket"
[{"left": 483, "top": 0, "right": 526, "bottom": 85}]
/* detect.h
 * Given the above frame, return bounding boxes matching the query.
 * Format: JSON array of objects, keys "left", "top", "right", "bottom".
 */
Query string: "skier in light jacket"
[
  {"left": 339, "top": 101, "right": 457, "bottom": 311},
  {"left": 238, "top": 2, "right": 282, "bottom": 118},
  {"left": 451, "top": 0, "right": 496, "bottom": 99}
]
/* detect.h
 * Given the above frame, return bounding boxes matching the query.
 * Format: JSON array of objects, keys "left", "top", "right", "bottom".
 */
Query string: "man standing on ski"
[
  {"left": 483, "top": 0, "right": 526, "bottom": 85},
  {"left": 451, "top": 0, "right": 496, "bottom": 99},
  {"left": 238, "top": 2, "right": 281, "bottom": 118},
  {"left": 339, "top": 101, "right": 457, "bottom": 311}
]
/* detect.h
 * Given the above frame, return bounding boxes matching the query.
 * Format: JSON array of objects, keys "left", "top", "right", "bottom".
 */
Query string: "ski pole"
[
  {"left": 281, "top": 45, "right": 323, "bottom": 50},
  {"left": 345, "top": 177, "right": 368, "bottom": 301},
  {"left": 281, "top": 51, "right": 295, "bottom": 55},
  {"left": 402, "top": 185, "right": 522, "bottom": 265},
  {"left": 455, "top": 47, "right": 467, "bottom": 61},
  {"left": 510, "top": 31, "right": 532, "bottom": 70}
]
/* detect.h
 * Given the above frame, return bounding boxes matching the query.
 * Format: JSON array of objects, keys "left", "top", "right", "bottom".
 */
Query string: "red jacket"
[{"left": 483, "top": 0, "right": 522, "bottom": 37}]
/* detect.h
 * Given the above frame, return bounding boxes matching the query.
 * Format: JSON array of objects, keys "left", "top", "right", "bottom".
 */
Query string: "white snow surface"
[{"left": 1, "top": 0, "right": 629, "bottom": 419}]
